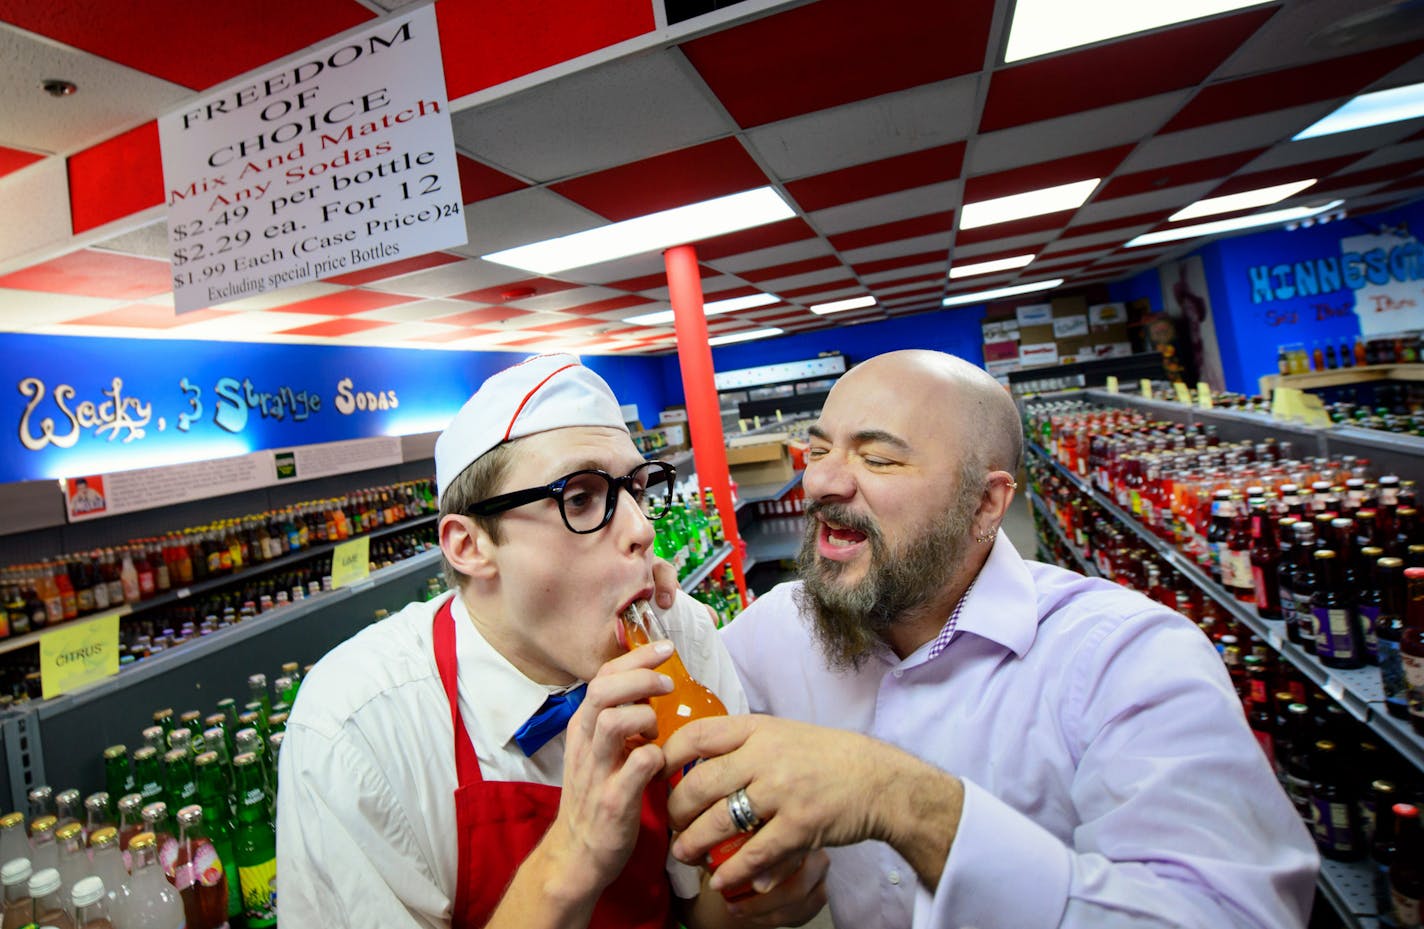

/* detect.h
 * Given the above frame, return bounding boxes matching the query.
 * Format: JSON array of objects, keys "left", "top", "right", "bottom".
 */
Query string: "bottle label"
[
  {"left": 1252, "top": 729, "right": 1276, "bottom": 769},
  {"left": 1403, "top": 652, "right": 1424, "bottom": 720},
  {"left": 1252, "top": 566, "right": 1269, "bottom": 610},
  {"left": 1312, "top": 798, "right": 1356, "bottom": 853},
  {"left": 238, "top": 856, "right": 277, "bottom": 923},
  {"left": 1314, "top": 607, "right": 1358, "bottom": 659},
  {"left": 1222, "top": 550, "right": 1251, "bottom": 589},
  {"left": 1393, "top": 887, "right": 1422, "bottom": 928},
  {"left": 158, "top": 832, "right": 180, "bottom": 878},
  {"left": 1360, "top": 605, "right": 1381, "bottom": 660}
]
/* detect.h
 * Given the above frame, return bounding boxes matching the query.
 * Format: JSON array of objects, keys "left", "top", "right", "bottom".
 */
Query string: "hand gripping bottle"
[{"left": 619, "top": 600, "right": 756, "bottom": 901}]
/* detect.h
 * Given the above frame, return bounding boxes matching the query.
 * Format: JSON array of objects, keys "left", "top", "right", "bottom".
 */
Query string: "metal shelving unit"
[
  {"left": 1025, "top": 488, "right": 1099, "bottom": 578},
  {"left": 681, "top": 544, "right": 733, "bottom": 592},
  {"left": 735, "top": 472, "right": 803, "bottom": 512}
]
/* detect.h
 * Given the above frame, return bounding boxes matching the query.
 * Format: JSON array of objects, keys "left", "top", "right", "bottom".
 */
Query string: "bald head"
[{"left": 837, "top": 350, "right": 1022, "bottom": 474}]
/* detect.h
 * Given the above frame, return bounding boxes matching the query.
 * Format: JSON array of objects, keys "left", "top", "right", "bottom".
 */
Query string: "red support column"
[{"left": 663, "top": 244, "right": 747, "bottom": 604}]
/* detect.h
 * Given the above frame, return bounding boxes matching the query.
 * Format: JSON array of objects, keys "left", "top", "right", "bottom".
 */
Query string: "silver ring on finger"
[{"left": 727, "top": 787, "right": 762, "bottom": 833}]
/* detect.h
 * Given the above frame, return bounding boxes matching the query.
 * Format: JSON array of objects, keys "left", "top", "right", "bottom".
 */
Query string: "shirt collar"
[
  {"left": 929, "top": 529, "right": 1040, "bottom": 660},
  {"left": 450, "top": 594, "right": 582, "bottom": 749}
]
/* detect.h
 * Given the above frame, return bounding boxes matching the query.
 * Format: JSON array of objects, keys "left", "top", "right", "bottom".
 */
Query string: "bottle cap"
[
  {"left": 1, "top": 858, "right": 31, "bottom": 885},
  {"left": 129, "top": 832, "right": 156, "bottom": 851},
  {"left": 89, "top": 827, "right": 118, "bottom": 848},
  {"left": 195, "top": 751, "right": 219, "bottom": 767},
  {"left": 30, "top": 815, "right": 56, "bottom": 835},
  {"left": 28, "top": 867, "right": 61, "bottom": 896},
  {"left": 84, "top": 792, "right": 109, "bottom": 813},
  {"left": 177, "top": 805, "right": 203, "bottom": 826},
  {"left": 0, "top": 813, "right": 22, "bottom": 829},
  {"left": 55, "top": 822, "right": 82, "bottom": 842},
  {"left": 70, "top": 875, "right": 105, "bottom": 907},
  {"left": 117, "top": 793, "right": 143, "bottom": 813},
  {"left": 140, "top": 801, "right": 167, "bottom": 822}
]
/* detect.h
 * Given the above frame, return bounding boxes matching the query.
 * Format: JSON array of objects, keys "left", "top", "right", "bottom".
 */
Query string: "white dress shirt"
[
  {"left": 720, "top": 531, "right": 1319, "bottom": 929},
  {"left": 276, "top": 589, "right": 746, "bottom": 928}
]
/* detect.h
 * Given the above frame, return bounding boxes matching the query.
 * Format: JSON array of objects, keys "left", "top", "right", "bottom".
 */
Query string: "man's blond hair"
[{"left": 438, "top": 441, "right": 516, "bottom": 590}]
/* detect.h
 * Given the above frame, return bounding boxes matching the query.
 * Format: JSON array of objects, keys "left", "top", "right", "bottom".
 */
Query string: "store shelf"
[
  {"left": 681, "top": 545, "right": 733, "bottom": 592},
  {"left": 1318, "top": 856, "right": 1382, "bottom": 928},
  {"left": 1261, "top": 363, "right": 1424, "bottom": 392},
  {"left": 0, "top": 513, "right": 438, "bottom": 659},
  {"left": 1025, "top": 489, "right": 1099, "bottom": 578},
  {"left": 1026, "top": 441, "right": 1424, "bottom": 774},
  {"left": 741, "top": 519, "right": 803, "bottom": 572},
  {"left": 735, "top": 472, "right": 804, "bottom": 511}
]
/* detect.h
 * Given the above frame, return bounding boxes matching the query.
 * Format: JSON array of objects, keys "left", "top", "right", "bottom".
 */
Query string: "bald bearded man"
[{"left": 660, "top": 350, "right": 1317, "bottom": 929}]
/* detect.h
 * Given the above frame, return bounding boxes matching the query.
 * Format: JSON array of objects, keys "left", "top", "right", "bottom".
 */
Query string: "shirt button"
[
  {"left": 892, "top": 669, "right": 904, "bottom": 679},
  {"left": 888, "top": 869, "right": 901, "bottom": 885}
]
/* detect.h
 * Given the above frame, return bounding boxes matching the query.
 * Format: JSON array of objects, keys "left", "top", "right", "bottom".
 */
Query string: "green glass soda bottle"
[
  {"left": 164, "top": 747, "right": 198, "bottom": 813},
  {"left": 132, "top": 746, "right": 165, "bottom": 806},
  {"left": 103, "top": 744, "right": 136, "bottom": 815},
  {"left": 196, "top": 751, "right": 242, "bottom": 919},
  {"left": 232, "top": 752, "right": 277, "bottom": 927}
]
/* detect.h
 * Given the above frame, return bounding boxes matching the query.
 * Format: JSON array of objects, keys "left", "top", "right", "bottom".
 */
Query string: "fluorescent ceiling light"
[
  {"left": 959, "top": 179, "right": 1100, "bottom": 230},
  {"left": 482, "top": 187, "right": 795, "bottom": 274},
  {"left": 1294, "top": 81, "right": 1424, "bottom": 140},
  {"left": 1004, "top": 0, "right": 1274, "bottom": 63},
  {"left": 941, "top": 279, "right": 1063, "bottom": 308},
  {"left": 1169, "top": 180, "right": 1317, "bottom": 222},
  {"left": 809, "top": 295, "right": 876, "bottom": 315},
  {"left": 948, "top": 254, "right": 1035, "bottom": 279},
  {"left": 705, "top": 292, "right": 779, "bottom": 314},
  {"left": 709, "top": 327, "right": 784, "bottom": 346},
  {"left": 621, "top": 292, "right": 779, "bottom": 327},
  {"left": 1126, "top": 199, "right": 1344, "bottom": 247}
]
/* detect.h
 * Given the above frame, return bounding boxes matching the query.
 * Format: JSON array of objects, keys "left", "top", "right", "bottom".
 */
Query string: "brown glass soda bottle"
[
  {"left": 1250, "top": 502, "right": 1283, "bottom": 620},
  {"left": 1314, "top": 550, "right": 1364, "bottom": 669},
  {"left": 1401, "top": 568, "right": 1424, "bottom": 736}
]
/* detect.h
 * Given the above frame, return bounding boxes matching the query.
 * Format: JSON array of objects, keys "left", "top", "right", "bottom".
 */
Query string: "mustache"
[{"left": 805, "top": 500, "right": 881, "bottom": 540}]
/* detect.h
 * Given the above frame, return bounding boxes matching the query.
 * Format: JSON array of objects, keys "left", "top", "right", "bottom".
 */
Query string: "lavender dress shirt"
[{"left": 719, "top": 530, "right": 1319, "bottom": 929}]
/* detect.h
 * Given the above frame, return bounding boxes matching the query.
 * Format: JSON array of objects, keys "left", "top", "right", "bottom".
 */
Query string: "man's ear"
[
  {"left": 973, "top": 471, "right": 1018, "bottom": 538},
  {"left": 440, "top": 514, "right": 498, "bottom": 581}
]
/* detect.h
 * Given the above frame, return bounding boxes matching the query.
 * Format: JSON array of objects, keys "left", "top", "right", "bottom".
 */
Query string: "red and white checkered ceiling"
[{"left": 1, "top": 0, "right": 1422, "bottom": 355}]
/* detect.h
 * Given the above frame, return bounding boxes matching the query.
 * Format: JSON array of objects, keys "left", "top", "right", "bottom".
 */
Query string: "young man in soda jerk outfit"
[
  {"left": 276, "top": 354, "right": 827, "bottom": 928},
  {"left": 657, "top": 350, "right": 1319, "bottom": 929}
]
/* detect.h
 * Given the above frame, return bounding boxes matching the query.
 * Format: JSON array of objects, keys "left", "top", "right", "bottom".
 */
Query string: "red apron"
[{"left": 433, "top": 599, "right": 675, "bottom": 929}]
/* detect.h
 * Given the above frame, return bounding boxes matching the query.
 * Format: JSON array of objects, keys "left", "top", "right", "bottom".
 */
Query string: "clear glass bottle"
[
  {"left": 86, "top": 828, "right": 130, "bottom": 924},
  {"left": 175, "top": 805, "right": 229, "bottom": 929},
  {"left": 29, "top": 816, "right": 59, "bottom": 873},
  {"left": 28, "top": 867, "right": 74, "bottom": 929},
  {"left": 0, "top": 814, "right": 27, "bottom": 868},
  {"left": 70, "top": 875, "right": 116, "bottom": 929},
  {"left": 1, "top": 857, "right": 33, "bottom": 929},
  {"left": 125, "top": 833, "right": 184, "bottom": 929},
  {"left": 55, "top": 822, "right": 91, "bottom": 903}
]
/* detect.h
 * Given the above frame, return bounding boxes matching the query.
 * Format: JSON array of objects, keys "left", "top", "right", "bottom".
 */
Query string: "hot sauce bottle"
[{"left": 619, "top": 601, "right": 756, "bottom": 902}]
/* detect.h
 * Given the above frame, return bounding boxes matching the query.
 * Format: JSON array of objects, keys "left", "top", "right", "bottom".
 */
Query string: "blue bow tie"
[{"left": 513, "top": 684, "right": 587, "bottom": 756}]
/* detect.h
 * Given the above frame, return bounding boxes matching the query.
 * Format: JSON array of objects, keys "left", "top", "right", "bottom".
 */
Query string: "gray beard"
[{"left": 794, "top": 494, "right": 977, "bottom": 672}]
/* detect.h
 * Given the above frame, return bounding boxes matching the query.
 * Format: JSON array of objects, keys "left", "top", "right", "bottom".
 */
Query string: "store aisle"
[{"left": 1004, "top": 491, "right": 1039, "bottom": 561}]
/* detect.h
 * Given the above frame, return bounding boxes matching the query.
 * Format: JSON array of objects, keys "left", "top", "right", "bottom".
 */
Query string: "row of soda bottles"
[
  {"left": 1276, "top": 330, "right": 1422, "bottom": 376},
  {"left": 0, "top": 479, "right": 439, "bottom": 638},
  {"left": 0, "top": 665, "right": 298, "bottom": 928},
  {"left": 653, "top": 488, "right": 728, "bottom": 581},
  {"left": 0, "top": 526, "right": 439, "bottom": 705},
  {"left": 1030, "top": 503, "right": 1424, "bottom": 925}
]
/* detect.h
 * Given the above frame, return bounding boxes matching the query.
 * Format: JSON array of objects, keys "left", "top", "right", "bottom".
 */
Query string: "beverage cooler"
[{"left": 1020, "top": 385, "right": 1423, "bottom": 929}]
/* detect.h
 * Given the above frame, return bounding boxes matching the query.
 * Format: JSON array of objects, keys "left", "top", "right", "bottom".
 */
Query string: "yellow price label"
[
  {"left": 1197, "top": 382, "right": 1213, "bottom": 409},
  {"left": 41, "top": 612, "right": 120, "bottom": 700},
  {"left": 738, "top": 419, "right": 748, "bottom": 433},
  {"left": 1173, "top": 382, "right": 1192, "bottom": 404},
  {"left": 753, "top": 415, "right": 762, "bottom": 429},
  {"left": 1272, "top": 387, "right": 1302, "bottom": 420},
  {"left": 1297, "top": 392, "right": 1332, "bottom": 428},
  {"left": 1105, "top": 375, "right": 1119, "bottom": 394},
  {"left": 331, "top": 536, "right": 371, "bottom": 589},
  {"left": 775, "top": 409, "right": 783, "bottom": 422},
  {"left": 1139, "top": 378, "right": 1153, "bottom": 399}
]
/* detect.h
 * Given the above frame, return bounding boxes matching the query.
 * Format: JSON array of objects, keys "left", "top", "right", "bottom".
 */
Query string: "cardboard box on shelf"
[
  {"left": 659, "top": 407, "right": 688, "bottom": 424},
  {"left": 725, "top": 434, "right": 795, "bottom": 486},
  {"left": 1018, "top": 323, "right": 1055, "bottom": 345},
  {"left": 1016, "top": 303, "right": 1053, "bottom": 326},
  {"left": 1051, "top": 295, "right": 1089, "bottom": 317},
  {"left": 1092, "top": 342, "right": 1134, "bottom": 358},
  {"left": 1052, "top": 315, "right": 1088, "bottom": 338},
  {"left": 1089, "top": 302, "right": 1127, "bottom": 326},
  {"left": 1091, "top": 322, "right": 1131, "bottom": 343},
  {"left": 984, "top": 339, "right": 1020, "bottom": 362},
  {"left": 1019, "top": 342, "right": 1059, "bottom": 367}
]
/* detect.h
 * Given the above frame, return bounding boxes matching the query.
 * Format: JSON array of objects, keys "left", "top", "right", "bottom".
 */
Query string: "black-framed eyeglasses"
[{"left": 466, "top": 460, "right": 676, "bottom": 534}]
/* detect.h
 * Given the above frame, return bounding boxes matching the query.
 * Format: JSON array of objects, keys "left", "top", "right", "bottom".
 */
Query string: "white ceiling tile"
[
  {"left": 1047, "top": 226, "right": 1157, "bottom": 251},
  {"left": 1241, "top": 120, "right": 1424, "bottom": 173},
  {"left": 170, "top": 311, "right": 331, "bottom": 338},
  {"left": 755, "top": 267, "right": 854, "bottom": 292},
  {"left": 1124, "top": 102, "right": 1335, "bottom": 173},
  {"left": 1343, "top": 140, "right": 1424, "bottom": 174},
  {"left": 362, "top": 258, "right": 526, "bottom": 297},
  {"left": 448, "top": 187, "right": 606, "bottom": 259},
  {"left": 90, "top": 220, "right": 171, "bottom": 261},
  {"left": 807, "top": 181, "right": 961, "bottom": 236},
  {"left": 951, "top": 230, "right": 1057, "bottom": 258},
  {"left": 0, "top": 288, "right": 119, "bottom": 327},
  {"left": 350, "top": 298, "right": 476, "bottom": 323},
  {"left": 1073, "top": 182, "right": 1217, "bottom": 224},
  {"left": 744, "top": 75, "right": 979, "bottom": 181},
  {"left": 215, "top": 282, "right": 344, "bottom": 311},
  {"left": 551, "top": 252, "right": 667, "bottom": 286},
  {"left": 337, "top": 321, "right": 460, "bottom": 344},
  {"left": 0, "top": 158, "right": 72, "bottom": 272},
  {"left": 969, "top": 91, "right": 1191, "bottom": 176},
  {"left": 451, "top": 49, "right": 733, "bottom": 183},
  {"left": 860, "top": 261, "right": 946, "bottom": 285},
  {"left": 1215, "top": 1, "right": 1424, "bottom": 80},
  {"left": 505, "top": 285, "right": 624, "bottom": 313},
  {"left": 838, "top": 234, "right": 951, "bottom": 266},
  {"left": 702, "top": 238, "right": 832, "bottom": 275},
  {"left": 871, "top": 278, "right": 944, "bottom": 297}
]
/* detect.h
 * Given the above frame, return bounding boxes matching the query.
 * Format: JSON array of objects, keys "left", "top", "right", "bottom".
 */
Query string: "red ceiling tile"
[
  {"left": 552, "top": 138, "right": 768, "bottom": 221},
  {"left": 0, "top": 1, "right": 374, "bottom": 89},
  {"left": 1061, "top": 209, "right": 1173, "bottom": 239},
  {"left": 1097, "top": 150, "right": 1265, "bottom": 201},
  {"left": 68, "top": 121, "right": 162, "bottom": 235},
  {"left": 431, "top": 306, "right": 533, "bottom": 326},
  {"left": 64, "top": 304, "right": 235, "bottom": 328},
  {"left": 694, "top": 217, "right": 818, "bottom": 261},
  {"left": 1378, "top": 175, "right": 1424, "bottom": 194},
  {"left": 827, "top": 211, "right": 955, "bottom": 252},
  {"left": 951, "top": 245, "right": 1044, "bottom": 266},
  {"left": 1161, "top": 42, "right": 1424, "bottom": 133},
  {"left": 868, "top": 271, "right": 944, "bottom": 290},
  {"left": 437, "top": 0, "right": 654, "bottom": 99},
  {"left": 266, "top": 289, "right": 417, "bottom": 316},
  {"left": 778, "top": 279, "right": 859, "bottom": 299},
  {"left": 954, "top": 212, "right": 1065, "bottom": 246},
  {"left": 498, "top": 335, "right": 560, "bottom": 348},
  {"left": 607, "top": 265, "right": 717, "bottom": 292},
  {"left": 740, "top": 255, "right": 844, "bottom": 283},
  {"left": 0, "top": 147, "right": 43, "bottom": 180},
  {"left": 1314, "top": 163, "right": 1424, "bottom": 194},
  {"left": 1041, "top": 242, "right": 1122, "bottom": 260},
  {"left": 681, "top": 0, "right": 994, "bottom": 128},
  {"left": 560, "top": 295, "right": 655, "bottom": 317},
  {"left": 278, "top": 317, "right": 393, "bottom": 338},
  {"left": 450, "top": 278, "right": 582, "bottom": 304},
  {"left": 1208, "top": 155, "right": 1360, "bottom": 196},
  {"left": 457, "top": 155, "right": 528, "bottom": 204},
  {"left": 785, "top": 143, "right": 967, "bottom": 212},
  {"left": 979, "top": 9, "right": 1276, "bottom": 132},
  {"left": 851, "top": 250, "right": 948, "bottom": 276},
  {"left": 409, "top": 327, "right": 498, "bottom": 343},
  {"left": 600, "top": 326, "right": 655, "bottom": 338},
  {"left": 324, "top": 252, "right": 465, "bottom": 286},
  {"left": 527, "top": 317, "right": 602, "bottom": 333},
  {"left": 870, "top": 283, "right": 941, "bottom": 300},
  {"left": 0, "top": 249, "right": 169, "bottom": 299},
  {"left": 964, "top": 145, "right": 1133, "bottom": 202}
]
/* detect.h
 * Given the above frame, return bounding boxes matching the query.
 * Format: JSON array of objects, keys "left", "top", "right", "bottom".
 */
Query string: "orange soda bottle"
[{"left": 620, "top": 601, "right": 756, "bottom": 901}]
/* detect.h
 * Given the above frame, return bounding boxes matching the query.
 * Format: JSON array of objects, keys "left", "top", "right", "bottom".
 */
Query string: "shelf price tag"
[
  {"left": 1173, "top": 382, "right": 1192, "bottom": 404},
  {"left": 1297, "top": 392, "right": 1332, "bottom": 428},
  {"left": 1139, "top": 378, "right": 1153, "bottom": 399},
  {"left": 738, "top": 420, "right": 748, "bottom": 433},
  {"left": 1196, "top": 382, "right": 1213, "bottom": 409},
  {"left": 40, "top": 612, "right": 120, "bottom": 700},
  {"left": 775, "top": 409, "right": 784, "bottom": 422},
  {"left": 1105, "top": 375, "right": 1119, "bottom": 394},
  {"left": 753, "top": 415, "right": 762, "bottom": 429},
  {"left": 331, "top": 536, "right": 372, "bottom": 589}
]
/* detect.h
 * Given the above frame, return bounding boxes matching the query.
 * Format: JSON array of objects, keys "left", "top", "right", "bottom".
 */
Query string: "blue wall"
[{"left": 1108, "top": 198, "right": 1424, "bottom": 393}]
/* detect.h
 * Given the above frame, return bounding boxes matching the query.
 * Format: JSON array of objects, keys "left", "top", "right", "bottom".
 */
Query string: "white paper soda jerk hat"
[{"left": 435, "top": 353, "right": 628, "bottom": 502}]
